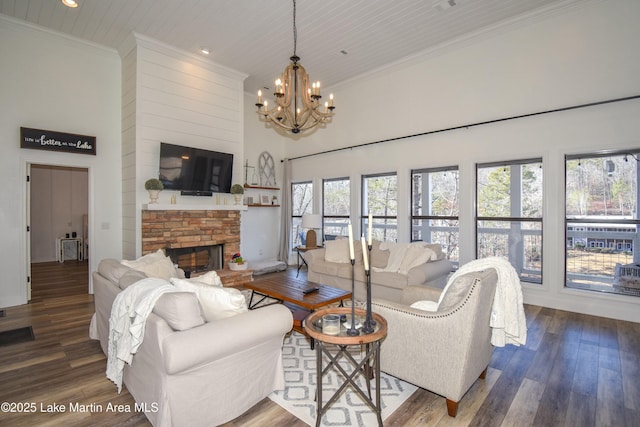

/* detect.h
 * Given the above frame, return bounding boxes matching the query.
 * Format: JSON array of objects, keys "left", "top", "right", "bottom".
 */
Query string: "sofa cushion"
[
  {"left": 311, "top": 259, "right": 342, "bottom": 276},
  {"left": 118, "top": 269, "right": 148, "bottom": 290},
  {"left": 170, "top": 278, "right": 248, "bottom": 321},
  {"left": 121, "top": 249, "right": 180, "bottom": 281},
  {"left": 371, "top": 271, "right": 408, "bottom": 290},
  {"left": 152, "top": 292, "right": 205, "bottom": 331},
  {"left": 324, "top": 239, "right": 351, "bottom": 263}
]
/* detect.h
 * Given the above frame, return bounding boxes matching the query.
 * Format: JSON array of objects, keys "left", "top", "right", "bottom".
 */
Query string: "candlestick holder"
[
  {"left": 346, "top": 258, "right": 359, "bottom": 336},
  {"left": 361, "top": 269, "right": 375, "bottom": 334},
  {"left": 362, "top": 244, "right": 376, "bottom": 333}
]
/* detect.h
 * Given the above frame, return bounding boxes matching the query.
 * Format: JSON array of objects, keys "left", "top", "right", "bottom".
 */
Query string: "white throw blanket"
[
  {"left": 447, "top": 257, "right": 527, "bottom": 347},
  {"left": 373, "top": 241, "right": 437, "bottom": 275},
  {"left": 106, "top": 278, "right": 181, "bottom": 392}
]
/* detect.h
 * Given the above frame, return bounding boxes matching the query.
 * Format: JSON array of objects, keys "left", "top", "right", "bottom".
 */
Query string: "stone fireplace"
[{"left": 141, "top": 209, "right": 241, "bottom": 275}]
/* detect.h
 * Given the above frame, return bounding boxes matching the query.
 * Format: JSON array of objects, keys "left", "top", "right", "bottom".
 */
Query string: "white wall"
[
  {"left": 30, "top": 165, "right": 88, "bottom": 263},
  {"left": 119, "top": 34, "right": 248, "bottom": 260},
  {"left": 0, "top": 16, "right": 122, "bottom": 307},
  {"left": 273, "top": 0, "right": 640, "bottom": 322},
  {"left": 242, "top": 92, "right": 287, "bottom": 263}
]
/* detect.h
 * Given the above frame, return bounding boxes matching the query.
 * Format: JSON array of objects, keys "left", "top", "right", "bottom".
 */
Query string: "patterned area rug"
[{"left": 269, "top": 331, "right": 417, "bottom": 426}]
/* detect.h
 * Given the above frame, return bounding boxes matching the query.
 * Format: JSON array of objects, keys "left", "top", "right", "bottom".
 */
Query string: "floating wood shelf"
[
  {"left": 244, "top": 184, "right": 280, "bottom": 190},
  {"left": 248, "top": 204, "right": 281, "bottom": 207}
]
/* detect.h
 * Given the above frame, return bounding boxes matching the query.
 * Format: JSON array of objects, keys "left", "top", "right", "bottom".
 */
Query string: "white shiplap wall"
[
  {"left": 120, "top": 38, "right": 138, "bottom": 259},
  {"left": 119, "top": 34, "right": 247, "bottom": 259}
]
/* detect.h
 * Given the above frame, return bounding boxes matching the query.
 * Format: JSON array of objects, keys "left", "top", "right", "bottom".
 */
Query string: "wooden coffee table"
[{"left": 243, "top": 276, "right": 351, "bottom": 347}]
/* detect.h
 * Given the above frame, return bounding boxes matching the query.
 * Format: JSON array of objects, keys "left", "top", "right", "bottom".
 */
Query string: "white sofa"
[
  {"left": 305, "top": 240, "right": 453, "bottom": 303},
  {"left": 90, "top": 258, "right": 293, "bottom": 427}
]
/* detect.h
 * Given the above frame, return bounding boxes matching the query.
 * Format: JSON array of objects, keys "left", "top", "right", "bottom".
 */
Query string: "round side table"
[{"left": 304, "top": 307, "right": 387, "bottom": 427}]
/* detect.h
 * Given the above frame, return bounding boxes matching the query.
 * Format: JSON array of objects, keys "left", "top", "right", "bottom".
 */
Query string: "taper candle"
[
  {"left": 348, "top": 222, "right": 355, "bottom": 260},
  {"left": 361, "top": 235, "right": 369, "bottom": 271}
]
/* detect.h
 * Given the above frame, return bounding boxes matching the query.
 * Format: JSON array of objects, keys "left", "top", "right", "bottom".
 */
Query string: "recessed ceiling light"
[
  {"left": 62, "top": 0, "right": 78, "bottom": 8},
  {"left": 200, "top": 47, "right": 210, "bottom": 55}
]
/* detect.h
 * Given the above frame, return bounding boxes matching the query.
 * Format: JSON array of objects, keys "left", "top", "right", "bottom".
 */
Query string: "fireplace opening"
[{"left": 166, "top": 244, "right": 224, "bottom": 276}]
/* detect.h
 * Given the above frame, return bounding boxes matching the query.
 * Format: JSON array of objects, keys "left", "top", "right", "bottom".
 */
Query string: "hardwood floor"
[{"left": 1, "top": 261, "right": 639, "bottom": 426}]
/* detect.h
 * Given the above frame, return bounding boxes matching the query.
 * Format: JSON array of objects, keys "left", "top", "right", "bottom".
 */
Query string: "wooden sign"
[{"left": 20, "top": 127, "right": 96, "bottom": 155}]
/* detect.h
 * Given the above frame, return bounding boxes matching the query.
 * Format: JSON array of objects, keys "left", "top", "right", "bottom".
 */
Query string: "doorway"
[{"left": 28, "top": 164, "right": 89, "bottom": 301}]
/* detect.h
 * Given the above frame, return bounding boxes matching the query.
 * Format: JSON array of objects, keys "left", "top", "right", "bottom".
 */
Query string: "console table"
[
  {"left": 304, "top": 307, "right": 387, "bottom": 427},
  {"left": 56, "top": 237, "right": 83, "bottom": 262}
]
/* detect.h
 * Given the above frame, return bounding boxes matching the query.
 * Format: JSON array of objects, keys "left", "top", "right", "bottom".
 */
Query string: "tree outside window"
[
  {"left": 565, "top": 151, "right": 640, "bottom": 297},
  {"left": 476, "top": 159, "right": 543, "bottom": 283},
  {"left": 362, "top": 173, "right": 397, "bottom": 242},
  {"left": 291, "top": 181, "right": 312, "bottom": 247},
  {"left": 323, "top": 178, "right": 350, "bottom": 241},
  {"left": 411, "top": 167, "right": 459, "bottom": 263}
]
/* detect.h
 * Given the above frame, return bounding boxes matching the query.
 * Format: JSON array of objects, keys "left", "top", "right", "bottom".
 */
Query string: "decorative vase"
[
  {"left": 233, "top": 194, "right": 243, "bottom": 205},
  {"left": 148, "top": 189, "right": 161, "bottom": 204}
]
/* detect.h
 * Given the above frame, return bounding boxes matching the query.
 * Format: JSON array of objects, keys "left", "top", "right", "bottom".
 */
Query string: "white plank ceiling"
[{"left": 1, "top": 0, "right": 576, "bottom": 93}]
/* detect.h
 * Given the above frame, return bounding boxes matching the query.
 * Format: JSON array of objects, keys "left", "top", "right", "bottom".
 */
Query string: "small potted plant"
[
  {"left": 230, "top": 184, "right": 244, "bottom": 205},
  {"left": 145, "top": 178, "right": 164, "bottom": 204},
  {"left": 229, "top": 252, "right": 248, "bottom": 270}
]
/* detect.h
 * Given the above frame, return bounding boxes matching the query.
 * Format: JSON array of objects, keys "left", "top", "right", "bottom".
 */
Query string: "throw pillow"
[
  {"left": 370, "top": 240, "right": 390, "bottom": 269},
  {"left": 424, "top": 243, "right": 445, "bottom": 260},
  {"left": 121, "top": 249, "right": 179, "bottom": 281},
  {"left": 398, "top": 243, "right": 438, "bottom": 275},
  {"left": 324, "top": 239, "right": 351, "bottom": 263},
  {"left": 438, "top": 272, "right": 477, "bottom": 312},
  {"left": 98, "top": 258, "right": 133, "bottom": 283},
  {"left": 153, "top": 292, "right": 205, "bottom": 331},
  {"left": 410, "top": 300, "right": 439, "bottom": 312},
  {"left": 186, "top": 270, "right": 223, "bottom": 287},
  {"left": 170, "top": 278, "right": 248, "bottom": 321}
]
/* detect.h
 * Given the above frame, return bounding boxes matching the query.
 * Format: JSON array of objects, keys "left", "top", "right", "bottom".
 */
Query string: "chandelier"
[{"left": 255, "top": 0, "right": 335, "bottom": 134}]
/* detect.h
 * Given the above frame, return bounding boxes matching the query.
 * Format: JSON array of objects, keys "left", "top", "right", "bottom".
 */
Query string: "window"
[
  {"left": 411, "top": 167, "right": 459, "bottom": 263},
  {"left": 565, "top": 151, "right": 640, "bottom": 297},
  {"left": 323, "top": 178, "right": 350, "bottom": 241},
  {"left": 362, "top": 173, "right": 397, "bottom": 242},
  {"left": 477, "top": 159, "right": 543, "bottom": 283},
  {"left": 291, "top": 181, "right": 313, "bottom": 247}
]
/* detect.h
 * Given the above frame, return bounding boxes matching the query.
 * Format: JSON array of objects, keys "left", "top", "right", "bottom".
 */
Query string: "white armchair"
[{"left": 371, "top": 268, "right": 498, "bottom": 417}]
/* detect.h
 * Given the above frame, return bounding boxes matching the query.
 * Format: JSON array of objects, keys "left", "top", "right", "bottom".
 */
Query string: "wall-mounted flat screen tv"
[{"left": 159, "top": 142, "right": 233, "bottom": 195}]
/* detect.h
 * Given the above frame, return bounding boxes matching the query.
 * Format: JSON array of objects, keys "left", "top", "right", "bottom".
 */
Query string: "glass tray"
[{"left": 312, "top": 314, "right": 377, "bottom": 336}]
